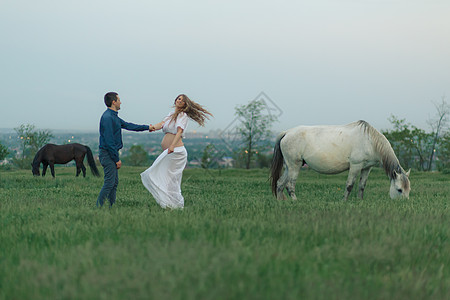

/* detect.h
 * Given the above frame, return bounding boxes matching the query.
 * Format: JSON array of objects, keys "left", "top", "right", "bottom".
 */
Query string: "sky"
[{"left": 1, "top": 0, "right": 450, "bottom": 134}]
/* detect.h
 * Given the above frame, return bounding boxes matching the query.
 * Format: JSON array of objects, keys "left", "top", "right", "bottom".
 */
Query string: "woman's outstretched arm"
[{"left": 150, "top": 120, "right": 164, "bottom": 131}]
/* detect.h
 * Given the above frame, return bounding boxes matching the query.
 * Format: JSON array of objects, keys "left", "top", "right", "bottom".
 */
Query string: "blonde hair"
[{"left": 170, "top": 94, "right": 213, "bottom": 126}]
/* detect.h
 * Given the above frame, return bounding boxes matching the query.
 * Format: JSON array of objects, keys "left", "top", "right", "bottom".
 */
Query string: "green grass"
[{"left": 0, "top": 167, "right": 449, "bottom": 299}]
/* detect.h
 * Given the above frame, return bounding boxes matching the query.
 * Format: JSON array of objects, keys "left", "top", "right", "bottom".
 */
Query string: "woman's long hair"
[{"left": 170, "top": 94, "right": 213, "bottom": 126}]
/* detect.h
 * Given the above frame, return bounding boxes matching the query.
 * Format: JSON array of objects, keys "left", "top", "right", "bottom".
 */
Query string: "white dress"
[{"left": 141, "top": 112, "right": 188, "bottom": 209}]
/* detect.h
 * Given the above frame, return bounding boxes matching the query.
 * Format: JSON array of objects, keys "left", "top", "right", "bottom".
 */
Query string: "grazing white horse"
[{"left": 270, "top": 120, "right": 410, "bottom": 200}]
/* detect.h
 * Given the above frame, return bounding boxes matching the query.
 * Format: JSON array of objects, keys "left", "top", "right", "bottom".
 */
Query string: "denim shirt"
[{"left": 99, "top": 109, "right": 149, "bottom": 162}]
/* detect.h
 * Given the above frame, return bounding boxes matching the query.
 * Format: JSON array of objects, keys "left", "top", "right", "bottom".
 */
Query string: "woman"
[{"left": 141, "top": 94, "right": 212, "bottom": 209}]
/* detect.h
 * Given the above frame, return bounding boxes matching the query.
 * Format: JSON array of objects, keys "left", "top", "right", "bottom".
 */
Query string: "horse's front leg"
[
  {"left": 358, "top": 167, "right": 372, "bottom": 199},
  {"left": 343, "top": 165, "right": 361, "bottom": 200},
  {"left": 42, "top": 163, "right": 48, "bottom": 177}
]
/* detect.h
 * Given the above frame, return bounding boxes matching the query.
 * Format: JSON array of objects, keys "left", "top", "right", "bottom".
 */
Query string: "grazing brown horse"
[{"left": 32, "top": 143, "right": 100, "bottom": 178}]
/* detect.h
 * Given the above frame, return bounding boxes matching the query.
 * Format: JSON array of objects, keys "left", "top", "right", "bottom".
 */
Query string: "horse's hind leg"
[
  {"left": 49, "top": 162, "right": 55, "bottom": 178},
  {"left": 75, "top": 163, "right": 86, "bottom": 177},
  {"left": 81, "top": 163, "right": 86, "bottom": 177},
  {"left": 75, "top": 157, "right": 86, "bottom": 177},
  {"left": 285, "top": 161, "right": 302, "bottom": 200},
  {"left": 80, "top": 155, "right": 87, "bottom": 177}
]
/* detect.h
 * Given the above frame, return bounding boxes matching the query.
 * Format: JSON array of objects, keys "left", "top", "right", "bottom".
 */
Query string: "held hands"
[{"left": 150, "top": 122, "right": 164, "bottom": 132}]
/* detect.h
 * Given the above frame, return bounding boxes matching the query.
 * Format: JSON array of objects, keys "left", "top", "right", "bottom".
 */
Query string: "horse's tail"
[
  {"left": 270, "top": 132, "right": 287, "bottom": 196},
  {"left": 85, "top": 146, "right": 100, "bottom": 177}
]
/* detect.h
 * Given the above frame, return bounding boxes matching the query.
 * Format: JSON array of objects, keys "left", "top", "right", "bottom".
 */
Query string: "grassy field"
[{"left": 0, "top": 166, "right": 449, "bottom": 299}]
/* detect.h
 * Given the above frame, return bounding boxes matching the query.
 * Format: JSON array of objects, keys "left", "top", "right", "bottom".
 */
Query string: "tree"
[
  {"left": 13, "top": 124, "right": 53, "bottom": 168},
  {"left": 383, "top": 115, "right": 434, "bottom": 171},
  {"left": 256, "top": 152, "right": 271, "bottom": 168},
  {"left": 235, "top": 99, "right": 277, "bottom": 169},
  {"left": 382, "top": 116, "right": 414, "bottom": 169},
  {"left": 15, "top": 124, "right": 53, "bottom": 159},
  {"left": 0, "top": 142, "right": 9, "bottom": 161},
  {"left": 426, "top": 96, "right": 450, "bottom": 171},
  {"left": 124, "top": 145, "right": 149, "bottom": 166},
  {"left": 383, "top": 96, "right": 449, "bottom": 171},
  {"left": 437, "top": 131, "right": 450, "bottom": 172},
  {"left": 201, "top": 144, "right": 215, "bottom": 169}
]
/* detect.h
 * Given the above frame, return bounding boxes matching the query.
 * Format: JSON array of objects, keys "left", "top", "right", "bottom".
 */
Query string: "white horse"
[{"left": 270, "top": 120, "right": 410, "bottom": 200}]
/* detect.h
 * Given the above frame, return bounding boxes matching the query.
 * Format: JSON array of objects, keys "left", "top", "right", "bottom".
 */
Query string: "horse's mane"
[
  {"left": 32, "top": 148, "right": 42, "bottom": 163},
  {"left": 356, "top": 120, "right": 402, "bottom": 180}
]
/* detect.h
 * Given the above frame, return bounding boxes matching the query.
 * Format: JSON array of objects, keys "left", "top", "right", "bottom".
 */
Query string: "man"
[{"left": 97, "top": 92, "right": 150, "bottom": 207}]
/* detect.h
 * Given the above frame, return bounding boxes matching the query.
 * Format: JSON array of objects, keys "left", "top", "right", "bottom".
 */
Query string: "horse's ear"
[
  {"left": 393, "top": 170, "right": 400, "bottom": 179},
  {"left": 405, "top": 169, "right": 410, "bottom": 177}
]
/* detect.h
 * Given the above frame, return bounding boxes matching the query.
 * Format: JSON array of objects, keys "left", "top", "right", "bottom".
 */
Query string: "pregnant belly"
[{"left": 161, "top": 133, "right": 183, "bottom": 150}]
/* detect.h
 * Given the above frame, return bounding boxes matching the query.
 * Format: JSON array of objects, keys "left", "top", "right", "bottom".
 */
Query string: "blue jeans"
[{"left": 96, "top": 149, "right": 119, "bottom": 207}]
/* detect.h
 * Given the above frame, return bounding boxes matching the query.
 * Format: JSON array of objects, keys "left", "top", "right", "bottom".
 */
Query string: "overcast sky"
[{"left": 1, "top": 0, "right": 449, "bottom": 134}]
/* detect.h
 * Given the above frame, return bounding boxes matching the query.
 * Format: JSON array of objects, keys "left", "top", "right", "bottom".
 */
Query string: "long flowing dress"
[{"left": 141, "top": 112, "right": 188, "bottom": 209}]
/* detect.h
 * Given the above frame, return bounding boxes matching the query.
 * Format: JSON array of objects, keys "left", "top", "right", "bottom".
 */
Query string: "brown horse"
[{"left": 32, "top": 143, "right": 100, "bottom": 178}]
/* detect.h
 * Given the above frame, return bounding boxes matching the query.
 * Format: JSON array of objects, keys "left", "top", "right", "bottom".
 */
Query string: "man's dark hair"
[{"left": 104, "top": 92, "right": 118, "bottom": 107}]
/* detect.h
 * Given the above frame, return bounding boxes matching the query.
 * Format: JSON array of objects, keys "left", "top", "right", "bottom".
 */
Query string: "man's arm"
[{"left": 120, "top": 118, "right": 149, "bottom": 132}]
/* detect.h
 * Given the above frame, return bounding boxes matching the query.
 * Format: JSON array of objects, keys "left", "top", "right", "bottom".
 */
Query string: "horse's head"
[
  {"left": 31, "top": 161, "right": 40, "bottom": 176},
  {"left": 389, "top": 169, "right": 410, "bottom": 199}
]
